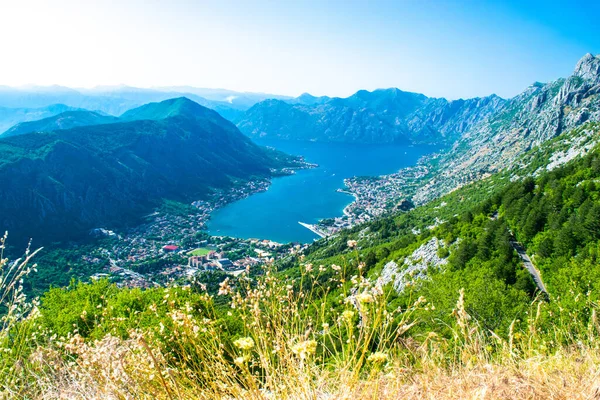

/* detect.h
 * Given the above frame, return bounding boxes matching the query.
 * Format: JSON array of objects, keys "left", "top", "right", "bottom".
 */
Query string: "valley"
[
  {"left": 5, "top": 54, "right": 600, "bottom": 299},
  {"left": 1, "top": 27, "right": 600, "bottom": 395}
]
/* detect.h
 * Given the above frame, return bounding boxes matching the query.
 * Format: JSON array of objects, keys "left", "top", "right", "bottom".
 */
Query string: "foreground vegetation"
[
  {"left": 2, "top": 246, "right": 599, "bottom": 398},
  {"left": 2, "top": 126, "right": 600, "bottom": 398}
]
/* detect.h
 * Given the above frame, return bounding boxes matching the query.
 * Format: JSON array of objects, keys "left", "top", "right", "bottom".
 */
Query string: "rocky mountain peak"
[{"left": 573, "top": 53, "right": 600, "bottom": 84}]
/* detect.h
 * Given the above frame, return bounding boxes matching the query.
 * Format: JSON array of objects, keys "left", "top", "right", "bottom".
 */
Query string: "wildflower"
[
  {"left": 356, "top": 292, "right": 374, "bottom": 304},
  {"left": 304, "top": 263, "right": 313, "bottom": 272},
  {"left": 291, "top": 339, "right": 317, "bottom": 359},
  {"left": 218, "top": 278, "right": 232, "bottom": 296},
  {"left": 347, "top": 240, "right": 357, "bottom": 248},
  {"left": 234, "top": 337, "right": 255, "bottom": 351},
  {"left": 341, "top": 310, "right": 355, "bottom": 321},
  {"left": 367, "top": 352, "right": 388, "bottom": 364},
  {"left": 331, "top": 264, "right": 342, "bottom": 271},
  {"left": 234, "top": 356, "right": 248, "bottom": 366}
]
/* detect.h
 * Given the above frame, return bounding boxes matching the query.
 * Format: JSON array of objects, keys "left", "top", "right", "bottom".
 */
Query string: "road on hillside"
[
  {"left": 490, "top": 212, "right": 548, "bottom": 294},
  {"left": 510, "top": 241, "right": 548, "bottom": 294}
]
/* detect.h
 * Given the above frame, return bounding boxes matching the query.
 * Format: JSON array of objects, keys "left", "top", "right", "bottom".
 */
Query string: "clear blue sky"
[{"left": 0, "top": 0, "right": 598, "bottom": 99}]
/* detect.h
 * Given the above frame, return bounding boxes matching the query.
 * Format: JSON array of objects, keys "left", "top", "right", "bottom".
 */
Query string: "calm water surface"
[{"left": 207, "top": 139, "right": 437, "bottom": 243}]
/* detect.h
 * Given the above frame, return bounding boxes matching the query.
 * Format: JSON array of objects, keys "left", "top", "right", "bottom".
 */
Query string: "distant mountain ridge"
[
  {"left": 2, "top": 110, "right": 119, "bottom": 137},
  {"left": 0, "top": 97, "right": 301, "bottom": 243},
  {"left": 0, "top": 85, "right": 290, "bottom": 130},
  {"left": 0, "top": 104, "right": 79, "bottom": 133},
  {"left": 236, "top": 87, "right": 506, "bottom": 144}
]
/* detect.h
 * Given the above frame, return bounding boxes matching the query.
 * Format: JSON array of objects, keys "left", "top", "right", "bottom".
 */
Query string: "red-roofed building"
[{"left": 162, "top": 245, "right": 179, "bottom": 252}]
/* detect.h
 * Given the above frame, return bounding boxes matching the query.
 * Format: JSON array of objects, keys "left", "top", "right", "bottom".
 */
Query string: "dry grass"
[
  {"left": 2, "top": 241, "right": 600, "bottom": 399},
  {"left": 24, "top": 339, "right": 600, "bottom": 399}
]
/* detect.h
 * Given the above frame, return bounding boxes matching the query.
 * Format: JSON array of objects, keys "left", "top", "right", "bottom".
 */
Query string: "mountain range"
[
  {"left": 1, "top": 53, "right": 599, "bottom": 246},
  {"left": 235, "top": 88, "right": 506, "bottom": 144},
  {"left": 0, "top": 97, "right": 301, "bottom": 243},
  {"left": 0, "top": 85, "right": 290, "bottom": 134}
]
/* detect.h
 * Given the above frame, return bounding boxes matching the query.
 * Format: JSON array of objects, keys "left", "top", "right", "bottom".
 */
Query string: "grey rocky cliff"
[
  {"left": 413, "top": 54, "right": 600, "bottom": 204},
  {"left": 378, "top": 237, "right": 448, "bottom": 293}
]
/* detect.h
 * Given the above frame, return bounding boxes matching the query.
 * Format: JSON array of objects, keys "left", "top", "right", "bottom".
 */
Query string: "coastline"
[{"left": 336, "top": 188, "right": 359, "bottom": 217}]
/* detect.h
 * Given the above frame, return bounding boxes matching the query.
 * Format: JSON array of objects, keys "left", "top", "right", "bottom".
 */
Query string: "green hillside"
[
  {"left": 1, "top": 110, "right": 119, "bottom": 137},
  {"left": 3, "top": 123, "right": 600, "bottom": 398},
  {"left": 0, "top": 98, "right": 301, "bottom": 244}
]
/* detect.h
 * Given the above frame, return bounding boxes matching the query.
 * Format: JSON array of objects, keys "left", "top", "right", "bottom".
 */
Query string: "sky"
[{"left": 0, "top": 0, "right": 598, "bottom": 99}]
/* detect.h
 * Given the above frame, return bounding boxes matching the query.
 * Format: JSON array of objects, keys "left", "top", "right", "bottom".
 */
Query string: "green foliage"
[{"left": 38, "top": 279, "right": 242, "bottom": 342}]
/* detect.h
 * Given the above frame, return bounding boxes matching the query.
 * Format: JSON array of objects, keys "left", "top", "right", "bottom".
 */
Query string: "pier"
[{"left": 298, "top": 221, "right": 328, "bottom": 238}]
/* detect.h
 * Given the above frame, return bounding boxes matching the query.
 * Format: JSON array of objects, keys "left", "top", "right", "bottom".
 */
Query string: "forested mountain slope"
[
  {"left": 9, "top": 122, "right": 600, "bottom": 398},
  {"left": 0, "top": 98, "right": 300, "bottom": 243}
]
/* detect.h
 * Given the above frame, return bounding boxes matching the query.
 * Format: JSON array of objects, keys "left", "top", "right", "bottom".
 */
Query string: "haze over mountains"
[
  {"left": 3, "top": 53, "right": 596, "bottom": 150},
  {"left": 0, "top": 85, "right": 290, "bottom": 132}
]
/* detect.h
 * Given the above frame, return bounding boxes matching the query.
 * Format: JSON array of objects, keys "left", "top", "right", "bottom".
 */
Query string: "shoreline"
[{"left": 336, "top": 188, "right": 359, "bottom": 217}]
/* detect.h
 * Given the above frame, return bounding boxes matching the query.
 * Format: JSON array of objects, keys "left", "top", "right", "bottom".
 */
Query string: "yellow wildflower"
[
  {"left": 234, "top": 337, "right": 255, "bottom": 351},
  {"left": 356, "top": 292, "right": 374, "bottom": 304},
  {"left": 367, "top": 351, "right": 388, "bottom": 364},
  {"left": 291, "top": 340, "right": 317, "bottom": 359}
]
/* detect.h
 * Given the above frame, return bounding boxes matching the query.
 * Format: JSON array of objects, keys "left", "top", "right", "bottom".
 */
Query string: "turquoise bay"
[{"left": 207, "top": 139, "right": 438, "bottom": 243}]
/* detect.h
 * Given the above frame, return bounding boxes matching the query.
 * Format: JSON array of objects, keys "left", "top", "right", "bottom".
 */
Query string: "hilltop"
[
  {"left": 2, "top": 110, "right": 119, "bottom": 137},
  {"left": 0, "top": 97, "right": 303, "bottom": 243}
]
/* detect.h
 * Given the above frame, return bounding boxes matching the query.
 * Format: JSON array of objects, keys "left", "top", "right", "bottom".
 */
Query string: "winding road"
[
  {"left": 491, "top": 212, "right": 548, "bottom": 295},
  {"left": 510, "top": 241, "right": 548, "bottom": 294}
]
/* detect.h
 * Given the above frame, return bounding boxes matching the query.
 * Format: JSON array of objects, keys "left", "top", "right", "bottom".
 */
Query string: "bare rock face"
[
  {"left": 573, "top": 53, "right": 600, "bottom": 84},
  {"left": 414, "top": 54, "right": 600, "bottom": 205},
  {"left": 378, "top": 237, "right": 448, "bottom": 293}
]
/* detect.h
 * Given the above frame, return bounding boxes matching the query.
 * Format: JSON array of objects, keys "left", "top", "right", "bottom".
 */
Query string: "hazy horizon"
[{"left": 1, "top": 0, "right": 599, "bottom": 100}]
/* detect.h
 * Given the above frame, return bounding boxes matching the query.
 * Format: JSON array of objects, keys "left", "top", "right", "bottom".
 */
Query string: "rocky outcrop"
[
  {"left": 378, "top": 237, "right": 448, "bottom": 293},
  {"left": 573, "top": 53, "right": 600, "bottom": 84}
]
